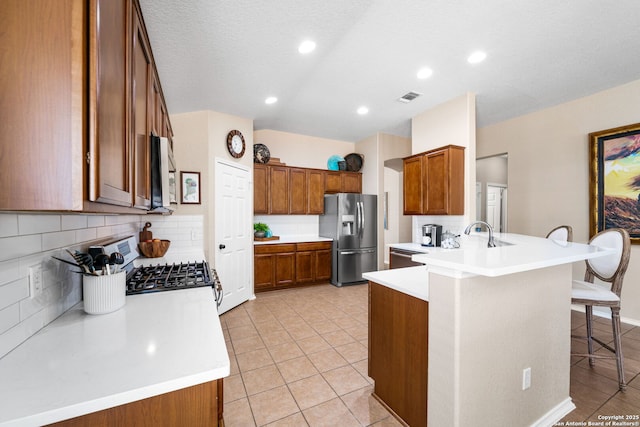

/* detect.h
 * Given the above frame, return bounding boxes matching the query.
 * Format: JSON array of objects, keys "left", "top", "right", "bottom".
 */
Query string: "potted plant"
[{"left": 254, "top": 222, "right": 269, "bottom": 238}]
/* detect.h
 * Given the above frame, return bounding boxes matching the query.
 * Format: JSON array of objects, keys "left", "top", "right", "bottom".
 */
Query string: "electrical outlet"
[
  {"left": 522, "top": 367, "right": 531, "bottom": 390},
  {"left": 29, "top": 264, "right": 43, "bottom": 298}
]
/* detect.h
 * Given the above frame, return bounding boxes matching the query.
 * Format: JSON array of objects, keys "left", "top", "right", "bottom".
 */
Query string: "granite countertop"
[{"left": 0, "top": 287, "right": 229, "bottom": 427}]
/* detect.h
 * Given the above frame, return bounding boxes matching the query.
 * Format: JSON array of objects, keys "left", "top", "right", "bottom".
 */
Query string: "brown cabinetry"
[
  {"left": 403, "top": 145, "right": 464, "bottom": 215},
  {"left": 48, "top": 380, "right": 223, "bottom": 427},
  {"left": 254, "top": 242, "right": 332, "bottom": 292},
  {"left": 253, "top": 164, "right": 361, "bottom": 215},
  {"left": 369, "top": 281, "right": 428, "bottom": 427},
  {"left": 0, "top": 0, "right": 172, "bottom": 213}
]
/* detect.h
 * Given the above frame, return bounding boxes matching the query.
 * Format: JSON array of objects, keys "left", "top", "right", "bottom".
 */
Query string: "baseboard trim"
[
  {"left": 531, "top": 397, "right": 575, "bottom": 427},
  {"left": 571, "top": 306, "right": 640, "bottom": 327}
]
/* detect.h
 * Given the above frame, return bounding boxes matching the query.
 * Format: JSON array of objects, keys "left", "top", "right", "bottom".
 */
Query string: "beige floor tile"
[
  {"left": 286, "top": 324, "right": 318, "bottom": 341},
  {"left": 307, "top": 348, "right": 349, "bottom": 373},
  {"left": 261, "top": 330, "right": 294, "bottom": 348},
  {"left": 228, "top": 324, "right": 259, "bottom": 341},
  {"left": 341, "top": 385, "right": 391, "bottom": 425},
  {"left": 264, "top": 412, "right": 309, "bottom": 427},
  {"left": 288, "top": 374, "right": 338, "bottom": 410},
  {"left": 351, "top": 359, "right": 373, "bottom": 384},
  {"left": 236, "top": 348, "right": 274, "bottom": 372},
  {"left": 229, "top": 353, "right": 240, "bottom": 375},
  {"left": 302, "top": 397, "right": 360, "bottom": 427},
  {"left": 233, "top": 335, "right": 266, "bottom": 355},
  {"left": 248, "top": 385, "right": 300, "bottom": 426},
  {"left": 297, "top": 335, "right": 332, "bottom": 355},
  {"left": 334, "top": 341, "right": 368, "bottom": 364},
  {"left": 277, "top": 355, "right": 319, "bottom": 383},
  {"left": 254, "top": 319, "right": 285, "bottom": 335},
  {"left": 307, "top": 319, "right": 342, "bottom": 335},
  {"left": 268, "top": 341, "right": 305, "bottom": 363},
  {"left": 345, "top": 324, "right": 368, "bottom": 341},
  {"left": 242, "top": 364, "right": 285, "bottom": 396},
  {"left": 224, "top": 397, "right": 256, "bottom": 427},
  {"left": 370, "top": 416, "right": 405, "bottom": 426},
  {"left": 321, "top": 329, "right": 356, "bottom": 347},
  {"left": 322, "top": 365, "right": 369, "bottom": 396},
  {"left": 224, "top": 374, "right": 247, "bottom": 403}
]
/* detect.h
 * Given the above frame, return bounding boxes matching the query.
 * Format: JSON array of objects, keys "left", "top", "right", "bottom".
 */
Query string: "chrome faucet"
[{"left": 464, "top": 221, "right": 496, "bottom": 248}]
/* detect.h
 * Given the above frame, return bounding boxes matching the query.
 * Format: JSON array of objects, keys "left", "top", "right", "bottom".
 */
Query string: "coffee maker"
[{"left": 421, "top": 224, "right": 443, "bottom": 247}]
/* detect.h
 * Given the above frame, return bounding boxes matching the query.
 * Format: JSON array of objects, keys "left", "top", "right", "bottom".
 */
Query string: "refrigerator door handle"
[
  {"left": 341, "top": 251, "right": 357, "bottom": 255},
  {"left": 359, "top": 201, "right": 365, "bottom": 238}
]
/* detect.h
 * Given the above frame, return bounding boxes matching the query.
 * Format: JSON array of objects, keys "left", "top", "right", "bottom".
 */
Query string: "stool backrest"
[
  {"left": 546, "top": 225, "right": 573, "bottom": 242},
  {"left": 585, "top": 228, "right": 630, "bottom": 297}
]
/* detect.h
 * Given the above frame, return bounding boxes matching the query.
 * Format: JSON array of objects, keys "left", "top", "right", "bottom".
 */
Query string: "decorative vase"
[{"left": 255, "top": 231, "right": 265, "bottom": 238}]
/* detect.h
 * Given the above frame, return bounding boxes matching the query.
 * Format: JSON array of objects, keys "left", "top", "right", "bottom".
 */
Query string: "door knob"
[{"left": 219, "top": 244, "right": 226, "bottom": 249}]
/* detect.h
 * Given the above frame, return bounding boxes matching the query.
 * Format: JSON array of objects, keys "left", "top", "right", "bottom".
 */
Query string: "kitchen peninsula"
[
  {"left": 0, "top": 287, "right": 229, "bottom": 427},
  {"left": 365, "top": 233, "right": 613, "bottom": 427}
]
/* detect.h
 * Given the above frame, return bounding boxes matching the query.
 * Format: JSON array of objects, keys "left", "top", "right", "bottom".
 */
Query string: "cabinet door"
[
  {"left": 275, "top": 252, "right": 295, "bottom": 286},
  {"left": 289, "top": 168, "right": 307, "bottom": 214},
  {"left": 269, "top": 166, "right": 289, "bottom": 214},
  {"left": 403, "top": 156, "right": 423, "bottom": 214},
  {"left": 342, "top": 172, "right": 362, "bottom": 193},
  {"left": 131, "top": 5, "right": 152, "bottom": 210},
  {"left": 88, "top": 0, "right": 133, "bottom": 207},
  {"left": 324, "top": 171, "right": 342, "bottom": 194},
  {"left": 295, "top": 251, "right": 314, "bottom": 284},
  {"left": 0, "top": 0, "right": 85, "bottom": 211},
  {"left": 423, "top": 147, "right": 464, "bottom": 215},
  {"left": 307, "top": 170, "right": 325, "bottom": 214},
  {"left": 253, "top": 165, "right": 269, "bottom": 214},
  {"left": 254, "top": 254, "right": 275, "bottom": 291},
  {"left": 314, "top": 249, "right": 332, "bottom": 282}
]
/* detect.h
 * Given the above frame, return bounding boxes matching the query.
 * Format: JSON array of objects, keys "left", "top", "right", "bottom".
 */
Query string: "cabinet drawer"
[
  {"left": 296, "top": 242, "right": 332, "bottom": 251},
  {"left": 254, "top": 244, "right": 296, "bottom": 254}
]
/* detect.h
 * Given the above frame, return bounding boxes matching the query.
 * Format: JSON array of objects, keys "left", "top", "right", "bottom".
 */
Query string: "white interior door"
[
  {"left": 486, "top": 184, "right": 507, "bottom": 233},
  {"left": 215, "top": 160, "right": 252, "bottom": 314}
]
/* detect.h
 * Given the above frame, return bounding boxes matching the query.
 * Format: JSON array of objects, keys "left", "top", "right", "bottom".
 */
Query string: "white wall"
[
  {"left": 477, "top": 78, "right": 640, "bottom": 324},
  {"left": 410, "top": 93, "right": 477, "bottom": 240}
]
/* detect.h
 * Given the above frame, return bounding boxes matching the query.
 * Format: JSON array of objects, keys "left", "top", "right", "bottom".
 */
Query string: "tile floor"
[{"left": 219, "top": 284, "right": 640, "bottom": 426}]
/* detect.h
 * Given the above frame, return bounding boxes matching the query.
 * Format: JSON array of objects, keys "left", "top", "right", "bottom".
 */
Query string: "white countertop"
[
  {"left": 388, "top": 242, "right": 431, "bottom": 253},
  {"left": 0, "top": 287, "right": 229, "bottom": 427},
  {"left": 411, "top": 232, "right": 613, "bottom": 277},
  {"left": 254, "top": 235, "right": 333, "bottom": 245},
  {"left": 363, "top": 266, "right": 429, "bottom": 301}
]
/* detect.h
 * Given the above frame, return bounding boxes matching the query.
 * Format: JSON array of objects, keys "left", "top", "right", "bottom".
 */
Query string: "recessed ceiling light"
[
  {"left": 417, "top": 67, "right": 433, "bottom": 79},
  {"left": 265, "top": 96, "right": 278, "bottom": 105},
  {"left": 357, "top": 106, "right": 369, "bottom": 115},
  {"left": 298, "top": 40, "right": 316, "bottom": 54},
  {"left": 467, "top": 51, "right": 487, "bottom": 64}
]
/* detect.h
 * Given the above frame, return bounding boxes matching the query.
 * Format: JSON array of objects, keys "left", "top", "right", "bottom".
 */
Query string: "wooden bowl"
[{"left": 138, "top": 240, "right": 171, "bottom": 258}]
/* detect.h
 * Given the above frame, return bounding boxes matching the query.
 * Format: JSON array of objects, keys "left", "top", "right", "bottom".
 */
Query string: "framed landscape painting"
[{"left": 589, "top": 122, "right": 640, "bottom": 244}]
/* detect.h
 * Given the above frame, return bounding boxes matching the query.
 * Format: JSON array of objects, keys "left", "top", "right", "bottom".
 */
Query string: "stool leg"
[
  {"left": 585, "top": 306, "right": 595, "bottom": 367},
  {"left": 611, "top": 307, "right": 626, "bottom": 391}
]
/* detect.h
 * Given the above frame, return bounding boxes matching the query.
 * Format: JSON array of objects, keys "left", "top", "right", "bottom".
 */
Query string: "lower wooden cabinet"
[
  {"left": 369, "top": 281, "right": 428, "bottom": 427},
  {"left": 48, "top": 379, "right": 223, "bottom": 427},
  {"left": 254, "top": 242, "right": 332, "bottom": 292}
]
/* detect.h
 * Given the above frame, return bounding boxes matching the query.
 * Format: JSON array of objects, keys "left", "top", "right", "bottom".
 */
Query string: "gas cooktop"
[{"left": 126, "top": 261, "right": 217, "bottom": 295}]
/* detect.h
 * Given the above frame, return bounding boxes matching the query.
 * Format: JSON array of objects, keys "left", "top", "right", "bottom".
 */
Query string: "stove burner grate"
[{"left": 126, "top": 261, "right": 214, "bottom": 295}]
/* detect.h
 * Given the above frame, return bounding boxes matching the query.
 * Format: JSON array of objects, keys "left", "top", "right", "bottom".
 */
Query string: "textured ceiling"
[{"left": 138, "top": 0, "right": 640, "bottom": 142}]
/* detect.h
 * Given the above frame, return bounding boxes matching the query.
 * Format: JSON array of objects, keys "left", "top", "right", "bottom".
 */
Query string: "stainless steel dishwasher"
[{"left": 389, "top": 247, "right": 425, "bottom": 269}]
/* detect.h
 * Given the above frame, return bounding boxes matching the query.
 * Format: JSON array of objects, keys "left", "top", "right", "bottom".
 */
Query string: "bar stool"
[
  {"left": 571, "top": 228, "right": 630, "bottom": 391},
  {"left": 546, "top": 225, "right": 573, "bottom": 242}
]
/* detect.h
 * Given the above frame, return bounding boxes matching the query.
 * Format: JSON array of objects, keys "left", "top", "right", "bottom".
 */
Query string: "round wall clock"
[{"left": 226, "top": 130, "right": 246, "bottom": 158}]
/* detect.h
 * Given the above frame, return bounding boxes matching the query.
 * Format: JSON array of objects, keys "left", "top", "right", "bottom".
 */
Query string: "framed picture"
[
  {"left": 589, "top": 122, "right": 640, "bottom": 243},
  {"left": 168, "top": 171, "right": 177, "bottom": 204},
  {"left": 180, "top": 171, "right": 201, "bottom": 204}
]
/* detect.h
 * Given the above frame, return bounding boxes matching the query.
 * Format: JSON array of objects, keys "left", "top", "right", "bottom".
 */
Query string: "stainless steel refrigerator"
[{"left": 319, "top": 193, "right": 377, "bottom": 286}]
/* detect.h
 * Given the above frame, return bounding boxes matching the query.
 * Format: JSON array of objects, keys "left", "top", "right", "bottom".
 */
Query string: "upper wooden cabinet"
[
  {"left": 253, "top": 164, "right": 361, "bottom": 215},
  {"left": 0, "top": 0, "right": 172, "bottom": 212},
  {"left": 403, "top": 145, "right": 465, "bottom": 215}
]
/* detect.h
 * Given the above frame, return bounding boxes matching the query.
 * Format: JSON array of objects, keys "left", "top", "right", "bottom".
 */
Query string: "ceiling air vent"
[{"left": 397, "top": 91, "right": 422, "bottom": 103}]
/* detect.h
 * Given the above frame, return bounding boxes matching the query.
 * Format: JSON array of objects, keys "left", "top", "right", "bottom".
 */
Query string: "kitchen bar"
[{"left": 364, "top": 232, "right": 614, "bottom": 427}]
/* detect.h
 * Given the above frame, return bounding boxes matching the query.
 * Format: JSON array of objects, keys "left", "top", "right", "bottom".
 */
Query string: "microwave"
[{"left": 150, "top": 134, "right": 176, "bottom": 212}]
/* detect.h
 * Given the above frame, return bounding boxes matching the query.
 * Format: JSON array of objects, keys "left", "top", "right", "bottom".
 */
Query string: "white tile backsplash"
[
  {"left": 0, "top": 212, "right": 141, "bottom": 359},
  {"left": 412, "top": 215, "right": 466, "bottom": 244},
  {"left": 254, "top": 215, "right": 319, "bottom": 237}
]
